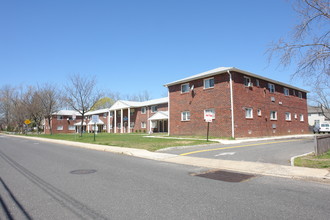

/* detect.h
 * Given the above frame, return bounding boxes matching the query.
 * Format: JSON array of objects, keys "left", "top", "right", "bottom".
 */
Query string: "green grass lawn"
[
  {"left": 27, "top": 133, "right": 214, "bottom": 151},
  {"left": 294, "top": 150, "right": 330, "bottom": 169}
]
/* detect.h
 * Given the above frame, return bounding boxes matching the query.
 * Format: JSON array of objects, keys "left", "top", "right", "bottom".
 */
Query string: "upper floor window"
[
  {"left": 181, "top": 111, "right": 190, "bottom": 121},
  {"left": 292, "top": 90, "right": 296, "bottom": 96},
  {"left": 283, "top": 88, "right": 289, "bottom": 96},
  {"left": 141, "top": 107, "right": 146, "bottom": 114},
  {"left": 103, "top": 113, "right": 107, "bottom": 118},
  {"left": 300, "top": 114, "right": 304, "bottom": 121},
  {"left": 57, "top": 115, "right": 63, "bottom": 120},
  {"left": 257, "top": 109, "right": 262, "bottom": 116},
  {"left": 244, "top": 77, "right": 251, "bottom": 87},
  {"left": 151, "top": 105, "right": 158, "bottom": 113},
  {"left": 270, "top": 111, "right": 277, "bottom": 120},
  {"left": 181, "top": 83, "right": 190, "bottom": 93},
  {"left": 245, "top": 108, "right": 253, "bottom": 119},
  {"left": 285, "top": 112, "right": 291, "bottom": 121},
  {"left": 204, "top": 78, "right": 214, "bottom": 89},
  {"left": 255, "top": 79, "right": 260, "bottom": 87},
  {"left": 298, "top": 92, "right": 303, "bottom": 99},
  {"left": 268, "top": 83, "right": 275, "bottom": 93}
]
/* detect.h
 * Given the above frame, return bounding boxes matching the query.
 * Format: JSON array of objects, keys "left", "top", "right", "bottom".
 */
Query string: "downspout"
[{"left": 227, "top": 70, "right": 235, "bottom": 138}]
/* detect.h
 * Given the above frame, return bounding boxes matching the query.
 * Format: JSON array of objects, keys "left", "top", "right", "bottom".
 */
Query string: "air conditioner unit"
[{"left": 247, "top": 82, "right": 253, "bottom": 87}]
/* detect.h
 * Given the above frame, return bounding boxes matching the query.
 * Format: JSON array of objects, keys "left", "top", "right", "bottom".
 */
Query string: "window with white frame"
[
  {"left": 57, "top": 126, "right": 63, "bottom": 130},
  {"left": 244, "top": 77, "right": 251, "bottom": 87},
  {"left": 294, "top": 113, "right": 297, "bottom": 119},
  {"left": 270, "top": 111, "right": 277, "bottom": 120},
  {"left": 68, "top": 125, "right": 75, "bottom": 130},
  {"left": 204, "top": 78, "right": 214, "bottom": 89},
  {"left": 245, "top": 108, "right": 253, "bottom": 118},
  {"left": 298, "top": 92, "right": 302, "bottom": 99},
  {"left": 141, "top": 122, "right": 146, "bottom": 128},
  {"left": 285, "top": 112, "right": 291, "bottom": 121},
  {"left": 256, "top": 79, "right": 260, "bottom": 87},
  {"left": 57, "top": 115, "right": 63, "bottom": 120},
  {"left": 284, "top": 88, "right": 289, "bottom": 96},
  {"left": 141, "top": 107, "right": 146, "bottom": 114},
  {"left": 151, "top": 105, "right": 157, "bottom": 113},
  {"left": 181, "top": 83, "right": 190, "bottom": 93},
  {"left": 181, "top": 111, "right": 190, "bottom": 121},
  {"left": 257, "top": 109, "right": 262, "bottom": 116},
  {"left": 268, "top": 83, "right": 275, "bottom": 93},
  {"left": 300, "top": 114, "right": 304, "bottom": 121},
  {"left": 292, "top": 90, "right": 296, "bottom": 96},
  {"left": 204, "top": 108, "right": 215, "bottom": 119}
]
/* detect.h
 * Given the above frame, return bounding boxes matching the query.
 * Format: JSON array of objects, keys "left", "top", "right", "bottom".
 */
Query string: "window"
[
  {"left": 268, "top": 83, "right": 275, "bottom": 93},
  {"left": 57, "top": 126, "right": 63, "bottom": 130},
  {"left": 257, "top": 109, "right": 262, "bottom": 116},
  {"left": 300, "top": 114, "right": 304, "bottom": 121},
  {"left": 298, "top": 92, "right": 303, "bottom": 99},
  {"left": 181, "top": 83, "right": 190, "bottom": 93},
  {"left": 141, "top": 122, "right": 146, "bottom": 128},
  {"left": 244, "top": 77, "right": 251, "bottom": 87},
  {"left": 68, "top": 125, "right": 75, "bottom": 130},
  {"left": 130, "top": 122, "right": 135, "bottom": 128},
  {"left": 292, "top": 90, "right": 296, "bottom": 96},
  {"left": 110, "top": 111, "right": 114, "bottom": 117},
  {"left": 284, "top": 88, "right": 289, "bottom": 96},
  {"left": 103, "top": 113, "right": 107, "bottom": 118},
  {"left": 141, "top": 107, "right": 146, "bottom": 114},
  {"left": 314, "top": 120, "right": 320, "bottom": 125},
  {"left": 204, "top": 109, "right": 215, "bottom": 119},
  {"left": 256, "top": 79, "right": 260, "bottom": 87},
  {"left": 181, "top": 111, "right": 190, "bottom": 121},
  {"left": 151, "top": 106, "right": 157, "bottom": 113},
  {"left": 57, "top": 115, "right": 63, "bottom": 120},
  {"left": 294, "top": 113, "right": 297, "bottom": 119},
  {"left": 270, "top": 111, "right": 277, "bottom": 120},
  {"left": 204, "top": 78, "right": 214, "bottom": 89},
  {"left": 103, "top": 125, "right": 107, "bottom": 130},
  {"left": 245, "top": 108, "right": 253, "bottom": 118},
  {"left": 285, "top": 112, "right": 291, "bottom": 121}
]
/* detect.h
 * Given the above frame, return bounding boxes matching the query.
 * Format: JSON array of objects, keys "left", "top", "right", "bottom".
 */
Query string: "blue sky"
[{"left": 0, "top": 0, "right": 305, "bottom": 99}]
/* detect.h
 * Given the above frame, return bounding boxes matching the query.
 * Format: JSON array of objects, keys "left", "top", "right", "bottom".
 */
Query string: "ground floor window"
[
  {"left": 68, "top": 125, "right": 75, "bottom": 130},
  {"left": 141, "top": 122, "right": 146, "bottom": 128},
  {"left": 181, "top": 111, "right": 190, "bottom": 121},
  {"left": 245, "top": 108, "right": 253, "bottom": 118},
  {"left": 285, "top": 112, "right": 291, "bottom": 121},
  {"left": 57, "top": 126, "right": 63, "bottom": 130}
]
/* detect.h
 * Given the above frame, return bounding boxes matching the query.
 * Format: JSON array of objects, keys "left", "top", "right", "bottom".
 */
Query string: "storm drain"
[
  {"left": 70, "top": 169, "right": 97, "bottom": 175},
  {"left": 192, "top": 170, "right": 255, "bottom": 183}
]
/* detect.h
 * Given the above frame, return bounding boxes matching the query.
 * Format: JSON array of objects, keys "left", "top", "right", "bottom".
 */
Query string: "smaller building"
[
  {"left": 44, "top": 110, "right": 82, "bottom": 134},
  {"left": 308, "top": 106, "right": 330, "bottom": 126}
]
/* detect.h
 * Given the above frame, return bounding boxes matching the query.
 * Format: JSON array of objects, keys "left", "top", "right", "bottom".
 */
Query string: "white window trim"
[
  {"left": 298, "top": 92, "right": 303, "bottom": 99},
  {"left": 257, "top": 109, "right": 262, "bottom": 116},
  {"left": 284, "top": 88, "right": 289, "bottom": 96},
  {"left": 245, "top": 108, "right": 253, "bottom": 119},
  {"left": 181, "top": 111, "right": 190, "bottom": 121},
  {"left": 270, "top": 111, "right": 277, "bottom": 120},
  {"left": 151, "top": 105, "right": 157, "bottom": 113},
  {"left": 285, "top": 112, "right": 291, "bottom": 121},
  {"left": 268, "top": 83, "right": 275, "bottom": 93},
  {"left": 181, "top": 83, "right": 190, "bottom": 93},
  {"left": 141, "top": 107, "right": 147, "bottom": 114},
  {"left": 300, "top": 114, "right": 304, "bottom": 121},
  {"left": 204, "top": 108, "right": 215, "bottom": 119},
  {"left": 204, "top": 78, "right": 214, "bottom": 89},
  {"left": 244, "top": 77, "right": 251, "bottom": 87},
  {"left": 57, "top": 126, "right": 63, "bottom": 130},
  {"left": 141, "top": 122, "right": 146, "bottom": 128}
]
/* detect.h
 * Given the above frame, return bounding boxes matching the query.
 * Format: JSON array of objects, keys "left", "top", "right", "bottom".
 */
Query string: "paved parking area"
[{"left": 160, "top": 137, "right": 314, "bottom": 166}]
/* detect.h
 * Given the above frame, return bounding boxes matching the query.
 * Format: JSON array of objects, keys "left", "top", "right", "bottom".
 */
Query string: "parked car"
[
  {"left": 319, "top": 123, "right": 330, "bottom": 134},
  {"left": 313, "top": 124, "right": 320, "bottom": 134}
]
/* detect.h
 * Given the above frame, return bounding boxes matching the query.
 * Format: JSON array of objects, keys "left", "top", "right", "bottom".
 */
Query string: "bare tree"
[
  {"left": 269, "top": 0, "right": 329, "bottom": 81},
  {"left": 36, "top": 84, "right": 60, "bottom": 135},
  {"left": 11, "top": 86, "right": 29, "bottom": 133},
  {"left": 63, "top": 74, "right": 102, "bottom": 137},
  {"left": 0, "top": 85, "right": 15, "bottom": 131}
]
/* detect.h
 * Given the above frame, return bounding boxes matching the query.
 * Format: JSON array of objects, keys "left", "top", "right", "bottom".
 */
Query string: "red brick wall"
[{"left": 168, "top": 71, "right": 308, "bottom": 138}]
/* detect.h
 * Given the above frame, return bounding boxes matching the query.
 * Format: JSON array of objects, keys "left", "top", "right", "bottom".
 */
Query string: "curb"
[{"left": 290, "top": 152, "right": 314, "bottom": 166}]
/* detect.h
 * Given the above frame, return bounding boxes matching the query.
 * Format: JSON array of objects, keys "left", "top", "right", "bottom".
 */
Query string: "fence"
[{"left": 314, "top": 134, "right": 330, "bottom": 156}]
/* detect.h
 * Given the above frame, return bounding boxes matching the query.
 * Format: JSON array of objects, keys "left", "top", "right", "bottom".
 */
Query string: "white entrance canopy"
[
  {"left": 74, "top": 121, "right": 87, "bottom": 126},
  {"left": 88, "top": 119, "right": 104, "bottom": 125},
  {"left": 148, "top": 111, "right": 168, "bottom": 121}
]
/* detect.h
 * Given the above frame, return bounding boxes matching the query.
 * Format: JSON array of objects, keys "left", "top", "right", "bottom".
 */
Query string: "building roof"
[
  {"left": 110, "top": 97, "right": 168, "bottom": 110},
  {"left": 52, "top": 110, "right": 81, "bottom": 116},
  {"left": 308, "top": 106, "right": 330, "bottom": 118},
  {"left": 148, "top": 111, "right": 169, "bottom": 121},
  {"left": 85, "top": 108, "right": 109, "bottom": 116},
  {"left": 164, "top": 67, "right": 309, "bottom": 93}
]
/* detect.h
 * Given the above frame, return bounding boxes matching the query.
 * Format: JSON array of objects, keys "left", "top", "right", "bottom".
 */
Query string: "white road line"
[{"left": 215, "top": 152, "right": 236, "bottom": 156}]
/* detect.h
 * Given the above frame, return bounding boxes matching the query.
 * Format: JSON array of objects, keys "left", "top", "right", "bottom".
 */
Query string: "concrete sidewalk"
[{"left": 3, "top": 134, "right": 330, "bottom": 183}]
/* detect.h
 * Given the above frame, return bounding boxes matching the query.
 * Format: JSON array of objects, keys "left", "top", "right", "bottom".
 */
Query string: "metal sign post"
[{"left": 204, "top": 112, "right": 213, "bottom": 142}]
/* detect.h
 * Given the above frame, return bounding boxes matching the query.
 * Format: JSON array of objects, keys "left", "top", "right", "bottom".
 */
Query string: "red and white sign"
[{"left": 204, "top": 112, "right": 213, "bottom": 122}]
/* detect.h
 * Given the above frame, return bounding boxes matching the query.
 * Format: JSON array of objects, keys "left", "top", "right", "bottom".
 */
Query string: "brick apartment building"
[
  {"left": 45, "top": 67, "right": 308, "bottom": 138},
  {"left": 164, "top": 67, "right": 309, "bottom": 138},
  {"left": 109, "top": 97, "right": 168, "bottom": 133}
]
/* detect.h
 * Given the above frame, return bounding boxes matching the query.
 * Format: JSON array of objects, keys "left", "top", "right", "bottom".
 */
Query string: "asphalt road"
[
  {"left": 161, "top": 138, "right": 314, "bottom": 165},
  {"left": 1, "top": 135, "right": 330, "bottom": 220}
]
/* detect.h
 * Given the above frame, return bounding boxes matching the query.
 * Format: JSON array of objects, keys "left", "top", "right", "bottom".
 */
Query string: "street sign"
[
  {"left": 92, "top": 115, "right": 99, "bottom": 123},
  {"left": 72, "top": 114, "right": 76, "bottom": 120},
  {"left": 24, "top": 119, "right": 31, "bottom": 125},
  {"left": 204, "top": 113, "right": 213, "bottom": 122}
]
